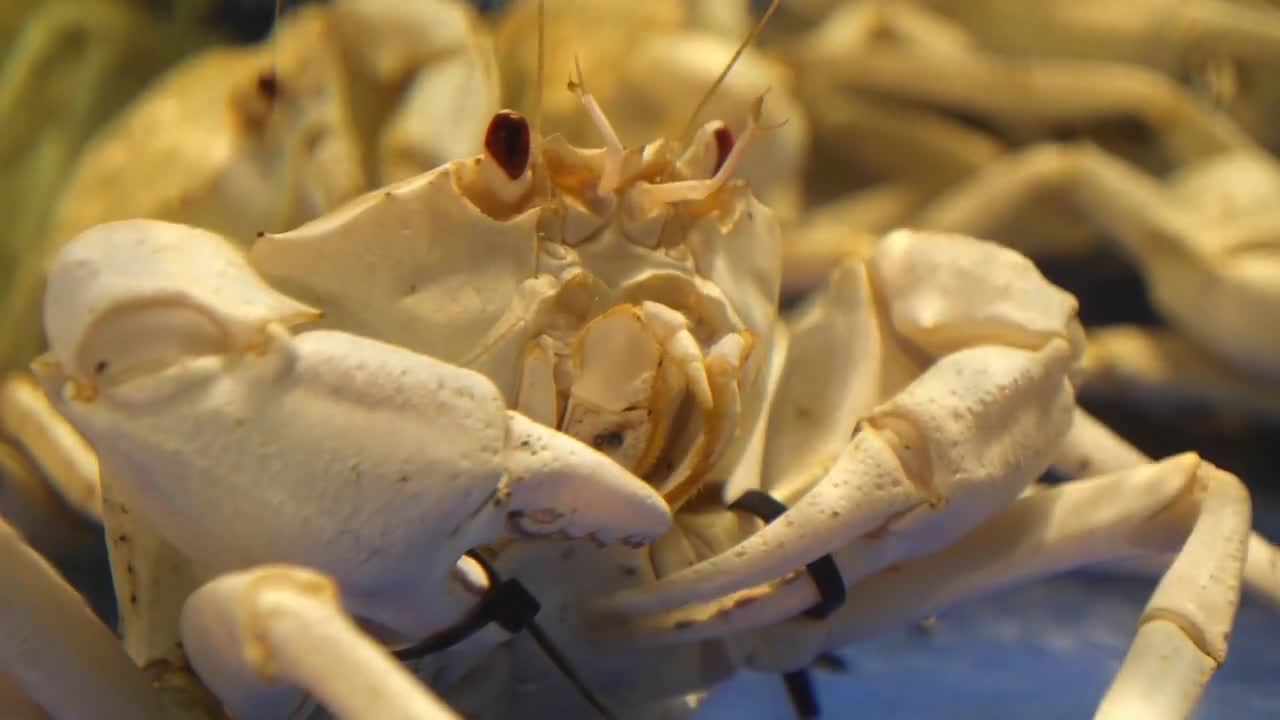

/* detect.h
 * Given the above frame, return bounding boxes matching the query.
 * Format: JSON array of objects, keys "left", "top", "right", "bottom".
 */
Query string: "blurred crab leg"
[
  {"left": 1055, "top": 408, "right": 1280, "bottom": 609},
  {"left": 0, "top": 517, "right": 166, "bottom": 718},
  {"left": 814, "top": 47, "right": 1254, "bottom": 155},
  {"left": 181, "top": 565, "right": 461, "bottom": 720},
  {"left": 917, "top": 144, "right": 1199, "bottom": 258},
  {"left": 809, "top": 92, "right": 1007, "bottom": 183},
  {"left": 1, "top": 373, "right": 100, "bottom": 520},
  {"left": 1181, "top": 0, "right": 1280, "bottom": 54},
  {"left": 1080, "top": 325, "right": 1280, "bottom": 420}
]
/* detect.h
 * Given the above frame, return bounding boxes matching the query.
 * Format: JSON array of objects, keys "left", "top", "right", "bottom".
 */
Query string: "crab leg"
[
  {"left": 0, "top": 517, "right": 167, "bottom": 718},
  {"left": 917, "top": 143, "right": 1280, "bottom": 383},
  {"left": 181, "top": 564, "right": 462, "bottom": 720},
  {"left": 726, "top": 452, "right": 1249, "bottom": 720},
  {"left": 806, "top": 43, "right": 1254, "bottom": 157},
  {"left": 1055, "top": 408, "right": 1280, "bottom": 610},
  {"left": 0, "top": 440, "right": 90, "bottom": 557},
  {"left": 1, "top": 373, "right": 100, "bottom": 521},
  {"left": 1081, "top": 326, "right": 1280, "bottom": 420}
]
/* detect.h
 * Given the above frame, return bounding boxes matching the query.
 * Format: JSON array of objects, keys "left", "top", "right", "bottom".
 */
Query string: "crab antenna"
[
  {"left": 678, "top": 0, "right": 781, "bottom": 143},
  {"left": 533, "top": 0, "right": 546, "bottom": 147},
  {"left": 569, "top": 57, "right": 625, "bottom": 195},
  {"left": 271, "top": 0, "right": 283, "bottom": 80}
]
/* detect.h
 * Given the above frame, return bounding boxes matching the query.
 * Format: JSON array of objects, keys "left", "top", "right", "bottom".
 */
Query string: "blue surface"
[{"left": 698, "top": 563, "right": 1280, "bottom": 719}]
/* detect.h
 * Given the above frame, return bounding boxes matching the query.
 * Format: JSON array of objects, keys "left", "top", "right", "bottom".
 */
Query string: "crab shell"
[{"left": 249, "top": 118, "right": 786, "bottom": 504}]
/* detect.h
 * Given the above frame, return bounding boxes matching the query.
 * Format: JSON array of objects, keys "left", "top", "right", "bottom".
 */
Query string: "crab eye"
[
  {"left": 713, "top": 124, "right": 735, "bottom": 174},
  {"left": 256, "top": 70, "right": 281, "bottom": 101},
  {"left": 485, "top": 111, "right": 531, "bottom": 180}
]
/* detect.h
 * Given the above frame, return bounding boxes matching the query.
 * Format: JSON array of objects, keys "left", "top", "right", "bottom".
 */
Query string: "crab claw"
[
  {"left": 44, "top": 220, "right": 320, "bottom": 392},
  {"left": 501, "top": 411, "right": 670, "bottom": 547},
  {"left": 39, "top": 219, "right": 669, "bottom": 642}
]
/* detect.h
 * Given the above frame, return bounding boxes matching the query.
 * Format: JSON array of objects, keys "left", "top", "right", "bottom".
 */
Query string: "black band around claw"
[
  {"left": 392, "top": 550, "right": 618, "bottom": 720},
  {"left": 727, "top": 490, "right": 851, "bottom": 719},
  {"left": 393, "top": 550, "right": 541, "bottom": 661},
  {"left": 728, "top": 489, "right": 848, "bottom": 620}
]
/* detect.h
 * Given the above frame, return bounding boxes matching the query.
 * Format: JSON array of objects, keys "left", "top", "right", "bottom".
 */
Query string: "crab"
[
  {"left": 763, "top": 0, "right": 1280, "bottom": 149},
  {"left": 2, "top": 15, "right": 1279, "bottom": 710},
  {"left": 0, "top": 0, "right": 502, "bottom": 377},
  {"left": 766, "top": 1, "right": 1280, "bottom": 418}
]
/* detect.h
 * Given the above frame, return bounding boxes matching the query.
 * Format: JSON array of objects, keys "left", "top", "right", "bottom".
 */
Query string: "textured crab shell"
[{"left": 250, "top": 157, "right": 542, "bottom": 399}]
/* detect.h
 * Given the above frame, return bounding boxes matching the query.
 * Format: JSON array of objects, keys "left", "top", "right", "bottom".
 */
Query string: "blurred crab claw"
[{"left": 38, "top": 219, "right": 669, "bottom": 641}]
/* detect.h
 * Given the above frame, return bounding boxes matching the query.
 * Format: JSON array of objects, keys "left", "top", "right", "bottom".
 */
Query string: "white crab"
[
  {"left": 2, "top": 42, "right": 1279, "bottom": 715},
  {"left": 3, "top": 3, "right": 1280, "bottom": 719}
]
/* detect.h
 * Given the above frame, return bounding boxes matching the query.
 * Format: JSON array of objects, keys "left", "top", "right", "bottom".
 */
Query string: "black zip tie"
[
  {"left": 729, "top": 490, "right": 851, "bottom": 720},
  {"left": 728, "top": 490, "right": 847, "bottom": 619},
  {"left": 782, "top": 669, "right": 820, "bottom": 719},
  {"left": 393, "top": 550, "right": 617, "bottom": 720}
]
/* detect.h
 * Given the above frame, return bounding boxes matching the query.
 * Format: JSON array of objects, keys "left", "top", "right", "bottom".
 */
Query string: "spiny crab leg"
[{"left": 181, "top": 565, "right": 462, "bottom": 720}]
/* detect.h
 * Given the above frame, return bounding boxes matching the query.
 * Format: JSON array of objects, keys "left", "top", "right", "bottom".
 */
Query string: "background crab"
[{"left": 2, "top": 1, "right": 1280, "bottom": 718}]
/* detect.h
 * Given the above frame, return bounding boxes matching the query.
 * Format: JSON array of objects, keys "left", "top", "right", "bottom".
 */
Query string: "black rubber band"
[
  {"left": 393, "top": 550, "right": 541, "bottom": 660},
  {"left": 728, "top": 490, "right": 848, "bottom": 619},
  {"left": 392, "top": 551, "right": 617, "bottom": 719},
  {"left": 727, "top": 491, "right": 852, "bottom": 719},
  {"left": 781, "top": 670, "right": 820, "bottom": 719}
]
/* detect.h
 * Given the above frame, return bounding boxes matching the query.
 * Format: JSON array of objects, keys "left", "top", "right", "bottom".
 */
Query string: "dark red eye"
[
  {"left": 256, "top": 71, "right": 280, "bottom": 101},
  {"left": 485, "top": 111, "right": 531, "bottom": 180},
  {"left": 713, "top": 124, "right": 735, "bottom": 174}
]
